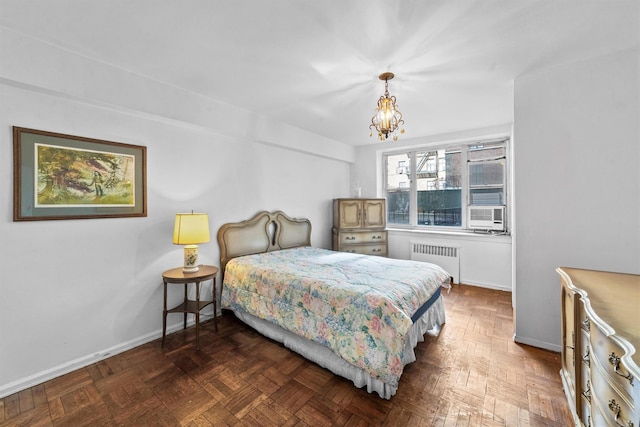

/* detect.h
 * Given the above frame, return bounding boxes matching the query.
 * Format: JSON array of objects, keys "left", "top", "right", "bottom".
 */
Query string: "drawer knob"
[
  {"left": 609, "top": 353, "right": 635, "bottom": 385},
  {"left": 346, "top": 236, "right": 356, "bottom": 240},
  {"left": 608, "top": 399, "right": 633, "bottom": 427}
]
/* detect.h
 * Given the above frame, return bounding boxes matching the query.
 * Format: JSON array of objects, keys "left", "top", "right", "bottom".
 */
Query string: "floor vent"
[{"left": 410, "top": 242, "right": 460, "bottom": 284}]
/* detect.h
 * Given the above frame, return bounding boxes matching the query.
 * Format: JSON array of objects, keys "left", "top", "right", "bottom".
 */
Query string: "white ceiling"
[{"left": 1, "top": 0, "right": 638, "bottom": 146}]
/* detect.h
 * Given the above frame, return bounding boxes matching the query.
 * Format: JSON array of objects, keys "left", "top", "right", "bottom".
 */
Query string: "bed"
[{"left": 217, "top": 210, "right": 451, "bottom": 399}]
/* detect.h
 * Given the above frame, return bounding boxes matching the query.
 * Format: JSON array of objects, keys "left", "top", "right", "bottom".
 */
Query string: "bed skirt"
[{"left": 230, "top": 293, "right": 446, "bottom": 399}]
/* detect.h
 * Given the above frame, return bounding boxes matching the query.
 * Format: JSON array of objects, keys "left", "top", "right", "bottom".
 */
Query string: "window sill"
[{"left": 387, "top": 226, "right": 512, "bottom": 242}]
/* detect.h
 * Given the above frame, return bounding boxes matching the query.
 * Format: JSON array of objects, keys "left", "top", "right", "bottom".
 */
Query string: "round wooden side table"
[{"left": 161, "top": 265, "right": 218, "bottom": 350}]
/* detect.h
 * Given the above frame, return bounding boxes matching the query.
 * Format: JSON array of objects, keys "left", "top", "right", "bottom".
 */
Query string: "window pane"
[
  {"left": 416, "top": 149, "right": 461, "bottom": 226},
  {"left": 470, "top": 188, "right": 503, "bottom": 205},
  {"left": 469, "top": 161, "right": 504, "bottom": 186},
  {"left": 385, "top": 153, "right": 410, "bottom": 224},
  {"left": 469, "top": 157, "right": 504, "bottom": 205},
  {"left": 468, "top": 142, "right": 504, "bottom": 161}
]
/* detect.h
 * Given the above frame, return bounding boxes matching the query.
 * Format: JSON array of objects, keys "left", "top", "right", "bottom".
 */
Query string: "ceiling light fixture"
[{"left": 370, "top": 72, "right": 405, "bottom": 141}]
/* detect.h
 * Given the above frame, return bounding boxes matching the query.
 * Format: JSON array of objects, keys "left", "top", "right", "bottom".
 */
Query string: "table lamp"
[{"left": 173, "top": 212, "right": 210, "bottom": 273}]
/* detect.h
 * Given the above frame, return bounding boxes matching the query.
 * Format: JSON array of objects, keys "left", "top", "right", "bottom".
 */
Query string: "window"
[
  {"left": 384, "top": 139, "right": 508, "bottom": 230},
  {"left": 468, "top": 143, "right": 506, "bottom": 206}
]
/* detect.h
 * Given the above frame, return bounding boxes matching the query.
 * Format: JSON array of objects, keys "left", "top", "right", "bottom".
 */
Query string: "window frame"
[{"left": 382, "top": 138, "right": 510, "bottom": 232}]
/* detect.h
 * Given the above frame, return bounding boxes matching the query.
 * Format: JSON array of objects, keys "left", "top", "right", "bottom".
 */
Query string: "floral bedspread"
[{"left": 221, "top": 247, "right": 449, "bottom": 387}]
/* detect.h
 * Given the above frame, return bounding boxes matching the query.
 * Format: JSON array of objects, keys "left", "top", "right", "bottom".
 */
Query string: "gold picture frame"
[{"left": 13, "top": 127, "right": 147, "bottom": 221}]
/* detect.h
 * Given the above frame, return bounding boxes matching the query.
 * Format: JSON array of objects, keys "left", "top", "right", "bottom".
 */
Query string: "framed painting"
[{"left": 13, "top": 127, "right": 147, "bottom": 221}]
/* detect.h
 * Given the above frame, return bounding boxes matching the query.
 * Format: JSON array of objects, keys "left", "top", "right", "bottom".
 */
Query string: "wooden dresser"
[
  {"left": 332, "top": 198, "right": 387, "bottom": 256},
  {"left": 557, "top": 267, "right": 639, "bottom": 427}
]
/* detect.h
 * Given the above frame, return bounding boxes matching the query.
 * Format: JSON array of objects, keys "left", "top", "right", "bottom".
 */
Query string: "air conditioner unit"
[{"left": 468, "top": 205, "right": 506, "bottom": 231}]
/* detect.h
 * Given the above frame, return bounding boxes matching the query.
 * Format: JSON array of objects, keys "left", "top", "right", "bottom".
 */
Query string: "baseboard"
[
  {"left": 513, "top": 333, "right": 561, "bottom": 353},
  {"left": 457, "top": 279, "right": 511, "bottom": 292},
  {"left": 0, "top": 314, "right": 214, "bottom": 399}
]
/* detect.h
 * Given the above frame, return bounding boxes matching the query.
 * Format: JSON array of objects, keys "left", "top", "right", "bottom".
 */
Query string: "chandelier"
[{"left": 369, "top": 72, "right": 405, "bottom": 141}]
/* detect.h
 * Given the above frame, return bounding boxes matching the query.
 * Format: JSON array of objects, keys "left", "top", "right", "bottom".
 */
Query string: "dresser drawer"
[
  {"left": 581, "top": 361, "right": 591, "bottom": 400},
  {"left": 590, "top": 359, "right": 635, "bottom": 427},
  {"left": 338, "top": 231, "right": 387, "bottom": 244},
  {"left": 579, "top": 365, "right": 593, "bottom": 425},
  {"left": 341, "top": 244, "right": 387, "bottom": 257},
  {"left": 590, "top": 320, "right": 636, "bottom": 400},
  {"left": 591, "top": 401, "right": 629, "bottom": 427},
  {"left": 578, "top": 303, "right": 591, "bottom": 335},
  {"left": 579, "top": 393, "right": 592, "bottom": 427}
]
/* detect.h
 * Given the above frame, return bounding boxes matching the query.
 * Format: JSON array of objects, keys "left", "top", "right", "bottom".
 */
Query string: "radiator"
[{"left": 410, "top": 242, "right": 460, "bottom": 284}]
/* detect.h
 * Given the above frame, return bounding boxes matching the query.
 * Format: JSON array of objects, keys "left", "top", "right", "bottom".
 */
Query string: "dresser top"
[{"left": 558, "top": 267, "right": 640, "bottom": 374}]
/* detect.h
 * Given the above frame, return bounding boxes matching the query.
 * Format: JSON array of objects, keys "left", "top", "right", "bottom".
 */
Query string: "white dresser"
[
  {"left": 332, "top": 198, "right": 387, "bottom": 256},
  {"left": 558, "top": 267, "right": 639, "bottom": 427}
]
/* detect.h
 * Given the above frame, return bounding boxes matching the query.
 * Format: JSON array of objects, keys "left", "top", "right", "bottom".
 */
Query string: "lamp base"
[{"left": 183, "top": 245, "right": 200, "bottom": 273}]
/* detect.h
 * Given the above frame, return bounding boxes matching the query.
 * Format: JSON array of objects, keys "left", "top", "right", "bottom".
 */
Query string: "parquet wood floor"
[{"left": 0, "top": 284, "right": 574, "bottom": 426}]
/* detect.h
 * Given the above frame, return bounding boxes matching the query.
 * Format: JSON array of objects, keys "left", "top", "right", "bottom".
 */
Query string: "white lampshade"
[{"left": 173, "top": 213, "right": 210, "bottom": 273}]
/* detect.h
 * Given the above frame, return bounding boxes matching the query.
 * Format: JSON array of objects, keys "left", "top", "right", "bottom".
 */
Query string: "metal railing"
[{"left": 388, "top": 208, "right": 461, "bottom": 226}]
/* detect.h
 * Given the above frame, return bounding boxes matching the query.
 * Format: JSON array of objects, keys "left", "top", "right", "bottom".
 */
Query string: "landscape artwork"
[
  {"left": 35, "top": 143, "right": 135, "bottom": 207},
  {"left": 13, "top": 127, "right": 147, "bottom": 221}
]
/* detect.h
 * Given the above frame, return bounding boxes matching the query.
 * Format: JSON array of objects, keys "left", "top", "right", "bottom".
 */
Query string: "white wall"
[
  {"left": 389, "top": 230, "right": 512, "bottom": 290},
  {"left": 0, "top": 30, "right": 352, "bottom": 397},
  {"left": 351, "top": 125, "right": 514, "bottom": 291},
  {"left": 513, "top": 48, "right": 640, "bottom": 351}
]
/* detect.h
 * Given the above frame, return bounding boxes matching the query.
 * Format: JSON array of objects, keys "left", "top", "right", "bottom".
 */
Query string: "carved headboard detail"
[{"left": 217, "top": 210, "right": 312, "bottom": 279}]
